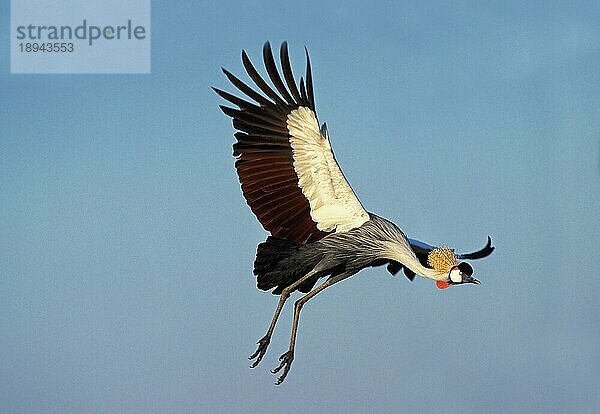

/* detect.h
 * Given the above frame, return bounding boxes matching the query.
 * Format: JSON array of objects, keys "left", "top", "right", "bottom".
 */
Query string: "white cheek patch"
[{"left": 449, "top": 268, "right": 462, "bottom": 283}]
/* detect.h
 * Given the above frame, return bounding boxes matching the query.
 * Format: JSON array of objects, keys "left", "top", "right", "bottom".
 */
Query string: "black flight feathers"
[
  {"left": 213, "top": 41, "right": 316, "bottom": 114},
  {"left": 457, "top": 236, "right": 495, "bottom": 260}
]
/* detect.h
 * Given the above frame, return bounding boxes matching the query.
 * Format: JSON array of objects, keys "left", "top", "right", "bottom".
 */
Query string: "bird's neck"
[
  {"left": 408, "top": 262, "right": 446, "bottom": 281},
  {"left": 382, "top": 241, "right": 446, "bottom": 281}
]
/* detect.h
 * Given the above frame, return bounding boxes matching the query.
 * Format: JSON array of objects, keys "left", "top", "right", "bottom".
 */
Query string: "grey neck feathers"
[{"left": 368, "top": 215, "right": 445, "bottom": 281}]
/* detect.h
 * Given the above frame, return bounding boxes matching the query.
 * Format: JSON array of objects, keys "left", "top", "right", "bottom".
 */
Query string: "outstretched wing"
[
  {"left": 385, "top": 236, "right": 495, "bottom": 280},
  {"left": 215, "top": 41, "right": 369, "bottom": 244}
]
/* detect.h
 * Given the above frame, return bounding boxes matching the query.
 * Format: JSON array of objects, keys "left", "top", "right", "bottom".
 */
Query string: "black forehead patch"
[{"left": 457, "top": 262, "right": 473, "bottom": 276}]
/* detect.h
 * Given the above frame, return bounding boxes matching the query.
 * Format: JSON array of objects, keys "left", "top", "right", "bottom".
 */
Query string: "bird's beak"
[{"left": 464, "top": 275, "right": 481, "bottom": 285}]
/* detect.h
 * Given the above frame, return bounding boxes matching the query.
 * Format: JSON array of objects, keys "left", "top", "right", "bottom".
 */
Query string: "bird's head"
[
  {"left": 427, "top": 247, "right": 480, "bottom": 289},
  {"left": 441, "top": 262, "right": 480, "bottom": 288}
]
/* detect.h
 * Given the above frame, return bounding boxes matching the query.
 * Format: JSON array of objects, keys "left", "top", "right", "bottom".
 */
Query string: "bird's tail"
[{"left": 253, "top": 236, "right": 320, "bottom": 294}]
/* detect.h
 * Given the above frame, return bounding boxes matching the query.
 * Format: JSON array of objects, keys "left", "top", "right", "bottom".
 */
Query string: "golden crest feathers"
[{"left": 427, "top": 246, "right": 458, "bottom": 274}]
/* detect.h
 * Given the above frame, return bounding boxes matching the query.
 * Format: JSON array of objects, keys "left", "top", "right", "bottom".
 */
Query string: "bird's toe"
[
  {"left": 271, "top": 351, "right": 294, "bottom": 384},
  {"left": 248, "top": 335, "right": 270, "bottom": 368}
]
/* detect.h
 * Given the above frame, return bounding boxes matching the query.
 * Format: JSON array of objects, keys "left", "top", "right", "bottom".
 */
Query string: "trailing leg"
[
  {"left": 272, "top": 271, "right": 353, "bottom": 384},
  {"left": 248, "top": 269, "right": 318, "bottom": 368}
]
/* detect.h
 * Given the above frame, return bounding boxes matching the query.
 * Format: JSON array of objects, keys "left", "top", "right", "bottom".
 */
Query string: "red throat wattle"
[{"left": 436, "top": 280, "right": 451, "bottom": 289}]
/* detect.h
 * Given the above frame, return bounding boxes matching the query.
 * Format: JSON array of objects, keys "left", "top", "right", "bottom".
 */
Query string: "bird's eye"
[{"left": 449, "top": 267, "right": 462, "bottom": 283}]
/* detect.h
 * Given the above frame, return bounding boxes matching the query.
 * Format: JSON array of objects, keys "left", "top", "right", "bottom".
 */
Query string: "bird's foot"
[
  {"left": 271, "top": 350, "right": 294, "bottom": 385},
  {"left": 248, "top": 335, "right": 270, "bottom": 368}
]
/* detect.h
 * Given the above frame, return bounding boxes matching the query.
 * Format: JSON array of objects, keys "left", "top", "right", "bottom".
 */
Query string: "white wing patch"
[{"left": 287, "top": 107, "right": 369, "bottom": 233}]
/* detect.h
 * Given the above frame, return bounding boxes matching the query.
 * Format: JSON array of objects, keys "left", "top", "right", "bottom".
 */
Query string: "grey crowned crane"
[{"left": 214, "top": 42, "right": 494, "bottom": 384}]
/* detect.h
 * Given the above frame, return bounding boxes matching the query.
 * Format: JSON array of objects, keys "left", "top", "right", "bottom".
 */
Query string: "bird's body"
[
  {"left": 256, "top": 213, "right": 445, "bottom": 295},
  {"left": 215, "top": 41, "right": 494, "bottom": 384}
]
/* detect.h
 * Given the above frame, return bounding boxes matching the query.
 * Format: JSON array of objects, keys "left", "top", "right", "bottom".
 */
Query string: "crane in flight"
[{"left": 214, "top": 42, "right": 494, "bottom": 384}]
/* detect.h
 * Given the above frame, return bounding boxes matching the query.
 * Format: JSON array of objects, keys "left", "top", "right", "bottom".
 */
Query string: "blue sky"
[{"left": 1, "top": 1, "right": 599, "bottom": 413}]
